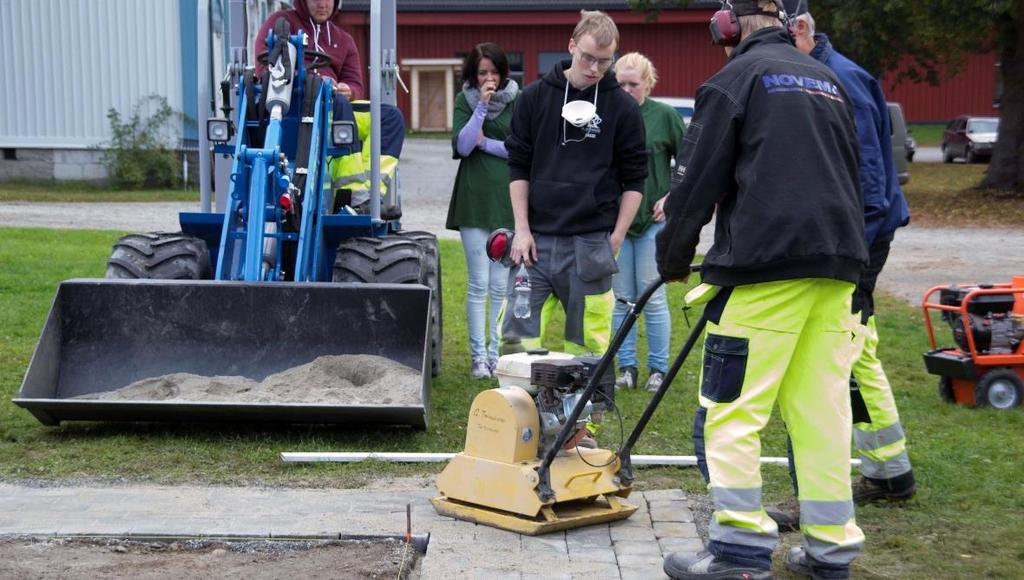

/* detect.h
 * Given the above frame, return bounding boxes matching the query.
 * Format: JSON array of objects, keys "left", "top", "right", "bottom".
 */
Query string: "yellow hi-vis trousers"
[
  {"left": 695, "top": 279, "right": 865, "bottom": 570},
  {"left": 329, "top": 101, "right": 400, "bottom": 209},
  {"left": 852, "top": 315, "right": 911, "bottom": 479}
]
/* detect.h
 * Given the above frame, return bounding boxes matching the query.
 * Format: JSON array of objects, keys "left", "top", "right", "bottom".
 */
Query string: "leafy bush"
[{"left": 100, "top": 95, "right": 182, "bottom": 190}]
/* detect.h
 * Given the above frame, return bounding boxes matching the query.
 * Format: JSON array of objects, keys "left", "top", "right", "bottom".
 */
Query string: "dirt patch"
[
  {"left": 74, "top": 354, "right": 422, "bottom": 405},
  {"left": 0, "top": 537, "right": 419, "bottom": 580}
]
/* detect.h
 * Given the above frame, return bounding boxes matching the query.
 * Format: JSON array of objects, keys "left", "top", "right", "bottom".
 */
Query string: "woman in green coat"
[
  {"left": 445, "top": 43, "right": 519, "bottom": 379},
  {"left": 612, "top": 52, "right": 686, "bottom": 392}
]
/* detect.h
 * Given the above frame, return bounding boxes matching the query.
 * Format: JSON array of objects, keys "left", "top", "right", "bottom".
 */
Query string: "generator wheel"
[
  {"left": 397, "top": 231, "right": 442, "bottom": 377},
  {"left": 106, "top": 232, "right": 212, "bottom": 280},
  {"left": 937, "top": 376, "right": 956, "bottom": 404},
  {"left": 974, "top": 369, "right": 1023, "bottom": 410}
]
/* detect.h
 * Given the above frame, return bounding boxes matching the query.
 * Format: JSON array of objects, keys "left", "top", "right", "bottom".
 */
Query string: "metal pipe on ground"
[{"left": 280, "top": 452, "right": 862, "bottom": 467}]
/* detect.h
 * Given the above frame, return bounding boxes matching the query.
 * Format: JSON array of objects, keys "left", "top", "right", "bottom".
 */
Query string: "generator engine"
[
  {"left": 940, "top": 286, "right": 1024, "bottom": 353},
  {"left": 530, "top": 357, "right": 615, "bottom": 455}
]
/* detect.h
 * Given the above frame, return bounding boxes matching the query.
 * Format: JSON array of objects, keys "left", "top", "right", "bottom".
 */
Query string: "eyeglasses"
[{"left": 577, "top": 50, "right": 615, "bottom": 70}]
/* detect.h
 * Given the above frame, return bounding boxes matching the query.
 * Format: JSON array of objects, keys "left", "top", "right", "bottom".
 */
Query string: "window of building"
[
  {"left": 506, "top": 51, "right": 524, "bottom": 88},
  {"left": 2, "top": 148, "right": 15, "bottom": 161},
  {"left": 538, "top": 52, "right": 566, "bottom": 79}
]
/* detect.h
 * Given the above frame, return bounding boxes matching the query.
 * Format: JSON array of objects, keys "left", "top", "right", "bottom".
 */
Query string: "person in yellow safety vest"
[
  {"left": 656, "top": 1, "right": 868, "bottom": 578},
  {"left": 329, "top": 101, "right": 405, "bottom": 213}
]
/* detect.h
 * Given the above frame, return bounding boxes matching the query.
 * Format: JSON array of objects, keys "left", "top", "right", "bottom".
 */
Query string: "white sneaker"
[
  {"left": 615, "top": 367, "right": 638, "bottom": 390},
  {"left": 471, "top": 359, "right": 491, "bottom": 380}
]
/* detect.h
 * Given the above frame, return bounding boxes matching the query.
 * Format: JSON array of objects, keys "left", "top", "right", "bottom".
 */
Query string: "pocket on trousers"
[
  {"left": 700, "top": 333, "right": 749, "bottom": 403},
  {"left": 574, "top": 235, "right": 618, "bottom": 283}
]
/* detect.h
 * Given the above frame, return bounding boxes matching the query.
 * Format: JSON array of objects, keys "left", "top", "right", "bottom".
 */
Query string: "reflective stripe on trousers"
[
  {"left": 697, "top": 279, "right": 865, "bottom": 569},
  {"left": 852, "top": 315, "right": 912, "bottom": 479}
]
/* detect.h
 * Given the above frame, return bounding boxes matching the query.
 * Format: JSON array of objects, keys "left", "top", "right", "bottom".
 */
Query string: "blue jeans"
[
  {"left": 612, "top": 222, "right": 670, "bottom": 372},
  {"left": 460, "top": 227, "right": 508, "bottom": 361}
]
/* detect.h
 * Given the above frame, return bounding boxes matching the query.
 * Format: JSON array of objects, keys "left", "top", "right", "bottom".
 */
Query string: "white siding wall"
[{"left": 0, "top": 0, "right": 183, "bottom": 149}]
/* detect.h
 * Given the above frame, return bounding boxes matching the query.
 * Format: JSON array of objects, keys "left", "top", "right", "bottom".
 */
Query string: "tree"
[{"left": 628, "top": 0, "right": 1022, "bottom": 192}]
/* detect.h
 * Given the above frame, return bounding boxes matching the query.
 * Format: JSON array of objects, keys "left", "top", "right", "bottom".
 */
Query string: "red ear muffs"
[
  {"left": 709, "top": 9, "right": 741, "bottom": 47},
  {"left": 486, "top": 228, "right": 515, "bottom": 267}
]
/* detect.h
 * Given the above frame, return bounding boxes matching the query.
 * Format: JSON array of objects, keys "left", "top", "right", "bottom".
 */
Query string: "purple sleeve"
[
  {"left": 456, "top": 102, "right": 488, "bottom": 157},
  {"left": 480, "top": 137, "right": 508, "bottom": 159}
]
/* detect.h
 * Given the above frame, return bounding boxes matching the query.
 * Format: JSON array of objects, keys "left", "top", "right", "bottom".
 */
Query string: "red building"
[{"left": 340, "top": 1, "right": 998, "bottom": 127}]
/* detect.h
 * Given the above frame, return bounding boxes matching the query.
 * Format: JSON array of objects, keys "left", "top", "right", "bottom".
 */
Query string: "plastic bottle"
[{"left": 513, "top": 264, "right": 532, "bottom": 319}]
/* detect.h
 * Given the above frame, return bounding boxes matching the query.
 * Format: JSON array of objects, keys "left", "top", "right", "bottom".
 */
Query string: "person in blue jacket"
[{"left": 769, "top": 0, "right": 915, "bottom": 535}]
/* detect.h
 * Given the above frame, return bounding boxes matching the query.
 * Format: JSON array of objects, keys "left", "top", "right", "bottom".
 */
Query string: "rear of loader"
[{"left": 14, "top": 0, "right": 438, "bottom": 429}]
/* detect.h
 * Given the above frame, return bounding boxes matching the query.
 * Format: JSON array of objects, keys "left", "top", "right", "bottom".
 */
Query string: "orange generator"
[{"left": 922, "top": 276, "right": 1024, "bottom": 409}]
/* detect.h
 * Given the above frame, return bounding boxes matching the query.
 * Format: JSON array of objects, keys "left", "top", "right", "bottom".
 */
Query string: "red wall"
[{"left": 341, "top": 10, "right": 997, "bottom": 125}]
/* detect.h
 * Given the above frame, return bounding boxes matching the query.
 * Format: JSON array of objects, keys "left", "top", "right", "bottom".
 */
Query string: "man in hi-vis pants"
[{"left": 655, "top": 1, "right": 868, "bottom": 578}]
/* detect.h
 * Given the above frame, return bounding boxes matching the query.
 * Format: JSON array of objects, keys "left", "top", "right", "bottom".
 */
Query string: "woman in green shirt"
[
  {"left": 612, "top": 52, "right": 686, "bottom": 392},
  {"left": 445, "top": 43, "right": 519, "bottom": 379}
]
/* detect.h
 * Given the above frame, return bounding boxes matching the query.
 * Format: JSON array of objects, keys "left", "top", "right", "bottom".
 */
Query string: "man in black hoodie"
[
  {"left": 656, "top": 1, "right": 867, "bottom": 579},
  {"left": 501, "top": 10, "right": 647, "bottom": 357}
]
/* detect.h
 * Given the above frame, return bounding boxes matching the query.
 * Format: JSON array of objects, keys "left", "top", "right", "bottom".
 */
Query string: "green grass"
[
  {"left": 0, "top": 180, "right": 199, "bottom": 202},
  {"left": 903, "top": 163, "right": 1023, "bottom": 227},
  {"left": 908, "top": 123, "right": 945, "bottom": 147},
  {"left": 2, "top": 227, "right": 1023, "bottom": 577}
]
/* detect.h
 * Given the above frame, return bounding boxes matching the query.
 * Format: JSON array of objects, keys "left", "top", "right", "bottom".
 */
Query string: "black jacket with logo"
[
  {"left": 506, "top": 60, "right": 647, "bottom": 235},
  {"left": 655, "top": 28, "right": 867, "bottom": 286}
]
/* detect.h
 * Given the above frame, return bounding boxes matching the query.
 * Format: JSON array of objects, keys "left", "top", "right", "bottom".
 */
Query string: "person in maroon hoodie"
[
  {"left": 255, "top": 0, "right": 363, "bottom": 100},
  {"left": 254, "top": 0, "right": 405, "bottom": 213}
]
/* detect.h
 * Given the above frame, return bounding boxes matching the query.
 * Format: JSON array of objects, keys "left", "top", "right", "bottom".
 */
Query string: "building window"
[
  {"left": 2, "top": 148, "right": 15, "bottom": 161},
  {"left": 538, "top": 52, "right": 567, "bottom": 79},
  {"left": 506, "top": 51, "right": 524, "bottom": 88}
]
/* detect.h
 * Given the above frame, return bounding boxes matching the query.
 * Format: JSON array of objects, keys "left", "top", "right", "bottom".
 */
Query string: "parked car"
[
  {"left": 942, "top": 115, "right": 999, "bottom": 163},
  {"left": 653, "top": 96, "right": 695, "bottom": 126},
  {"left": 888, "top": 102, "right": 911, "bottom": 185}
]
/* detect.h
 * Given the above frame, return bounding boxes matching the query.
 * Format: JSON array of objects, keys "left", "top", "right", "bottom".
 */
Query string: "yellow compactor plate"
[{"left": 431, "top": 493, "right": 637, "bottom": 536}]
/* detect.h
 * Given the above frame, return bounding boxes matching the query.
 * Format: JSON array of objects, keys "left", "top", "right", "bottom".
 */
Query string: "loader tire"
[
  {"left": 333, "top": 236, "right": 427, "bottom": 285},
  {"left": 398, "top": 231, "right": 443, "bottom": 377},
  {"left": 106, "top": 232, "right": 212, "bottom": 280}
]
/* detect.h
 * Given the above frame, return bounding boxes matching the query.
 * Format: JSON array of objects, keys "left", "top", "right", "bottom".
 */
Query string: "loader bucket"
[{"left": 14, "top": 279, "right": 432, "bottom": 428}]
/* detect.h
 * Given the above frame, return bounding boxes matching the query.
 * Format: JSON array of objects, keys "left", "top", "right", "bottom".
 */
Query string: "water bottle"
[{"left": 512, "top": 264, "right": 532, "bottom": 319}]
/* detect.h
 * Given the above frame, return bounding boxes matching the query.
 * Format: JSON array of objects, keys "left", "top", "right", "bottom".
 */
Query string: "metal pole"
[
  {"left": 278, "top": 451, "right": 861, "bottom": 467},
  {"left": 369, "top": 0, "right": 382, "bottom": 222},
  {"left": 198, "top": 0, "right": 212, "bottom": 212}
]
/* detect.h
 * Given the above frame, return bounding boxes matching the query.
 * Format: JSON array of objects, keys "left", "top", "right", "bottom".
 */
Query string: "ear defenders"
[
  {"left": 709, "top": 7, "right": 741, "bottom": 47},
  {"left": 709, "top": 0, "right": 788, "bottom": 47}
]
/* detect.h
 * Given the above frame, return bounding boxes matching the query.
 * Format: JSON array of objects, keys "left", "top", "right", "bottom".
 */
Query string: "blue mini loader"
[{"left": 15, "top": 1, "right": 439, "bottom": 428}]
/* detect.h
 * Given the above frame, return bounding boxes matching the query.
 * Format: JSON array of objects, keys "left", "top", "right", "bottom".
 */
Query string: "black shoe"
[
  {"left": 765, "top": 499, "right": 800, "bottom": 533},
  {"left": 852, "top": 471, "right": 917, "bottom": 505},
  {"left": 785, "top": 547, "right": 849, "bottom": 579},
  {"left": 663, "top": 550, "right": 773, "bottom": 579}
]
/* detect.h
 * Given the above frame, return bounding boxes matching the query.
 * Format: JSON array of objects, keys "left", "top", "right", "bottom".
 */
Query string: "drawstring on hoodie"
[{"left": 308, "top": 18, "right": 332, "bottom": 52}]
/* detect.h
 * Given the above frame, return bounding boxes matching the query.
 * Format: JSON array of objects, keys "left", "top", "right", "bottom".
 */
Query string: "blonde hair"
[
  {"left": 616, "top": 52, "right": 658, "bottom": 92},
  {"left": 573, "top": 10, "right": 619, "bottom": 48},
  {"left": 739, "top": 0, "right": 784, "bottom": 37}
]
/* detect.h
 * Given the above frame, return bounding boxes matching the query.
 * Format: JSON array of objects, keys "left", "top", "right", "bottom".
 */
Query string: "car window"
[{"left": 967, "top": 119, "right": 998, "bottom": 133}]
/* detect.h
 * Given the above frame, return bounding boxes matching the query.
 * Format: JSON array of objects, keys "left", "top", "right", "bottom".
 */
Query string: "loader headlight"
[
  {"left": 332, "top": 120, "right": 355, "bottom": 146},
  {"left": 207, "top": 119, "right": 233, "bottom": 143}
]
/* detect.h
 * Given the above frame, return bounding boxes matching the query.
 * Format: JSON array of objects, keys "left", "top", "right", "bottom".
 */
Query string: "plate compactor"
[
  {"left": 433, "top": 270, "right": 706, "bottom": 535},
  {"left": 922, "top": 276, "right": 1024, "bottom": 409}
]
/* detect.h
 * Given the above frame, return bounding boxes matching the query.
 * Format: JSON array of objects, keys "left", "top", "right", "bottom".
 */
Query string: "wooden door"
[{"left": 417, "top": 70, "right": 447, "bottom": 131}]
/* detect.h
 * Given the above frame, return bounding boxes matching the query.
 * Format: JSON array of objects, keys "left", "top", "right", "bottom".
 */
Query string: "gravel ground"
[{"left": 0, "top": 138, "right": 1019, "bottom": 303}]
